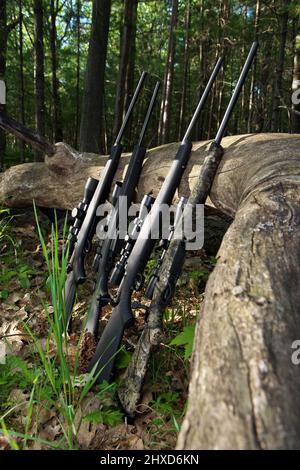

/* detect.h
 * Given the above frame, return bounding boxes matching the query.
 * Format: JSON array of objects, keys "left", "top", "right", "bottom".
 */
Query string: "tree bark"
[
  {"left": 79, "top": 0, "right": 111, "bottom": 154},
  {"left": 177, "top": 132, "right": 300, "bottom": 449},
  {"left": 112, "top": 0, "right": 138, "bottom": 145},
  {"left": 33, "top": 0, "right": 45, "bottom": 162},
  {"left": 291, "top": 34, "right": 300, "bottom": 133},
  {"left": 158, "top": 0, "right": 178, "bottom": 145}
]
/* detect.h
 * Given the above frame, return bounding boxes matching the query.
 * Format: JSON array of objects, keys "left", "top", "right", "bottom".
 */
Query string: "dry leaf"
[
  {"left": 39, "top": 421, "right": 61, "bottom": 442},
  {"left": 0, "top": 319, "right": 28, "bottom": 353},
  {"left": 76, "top": 420, "right": 98, "bottom": 448},
  {"left": 138, "top": 388, "right": 153, "bottom": 414},
  {"left": 9, "top": 292, "right": 23, "bottom": 304}
]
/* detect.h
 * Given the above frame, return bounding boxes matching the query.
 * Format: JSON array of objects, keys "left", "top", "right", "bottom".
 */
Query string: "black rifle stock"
[
  {"left": 88, "top": 57, "right": 224, "bottom": 381},
  {"left": 67, "top": 177, "right": 99, "bottom": 258},
  {"left": 62, "top": 72, "right": 147, "bottom": 328},
  {"left": 118, "top": 41, "right": 259, "bottom": 416},
  {"left": 86, "top": 82, "right": 160, "bottom": 336}
]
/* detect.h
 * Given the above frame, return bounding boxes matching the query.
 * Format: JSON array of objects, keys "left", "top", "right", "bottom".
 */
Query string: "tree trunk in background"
[
  {"left": 291, "top": 34, "right": 300, "bottom": 133},
  {"left": 158, "top": 0, "right": 178, "bottom": 145},
  {"left": 0, "top": 0, "right": 7, "bottom": 171},
  {"left": 34, "top": 0, "right": 45, "bottom": 162},
  {"left": 216, "top": 0, "right": 230, "bottom": 129},
  {"left": 247, "top": 0, "right": 260, "bottom": 133},
  {"left": 178, "top": 0, "right": 191, "bottom": 140},
  {"left": 206, "top": 81, "right": 216, "bottom": 139},
  {"left": 271, "top": 0, "right": 289, "bottom": 132},
  {"left": 75, "top": 0, "right": 81, "bottom": 149},
  {"left": 196, "top": 0, "right": 207, "bottom": 141},
  {"left": 19, "top": 0, "right": 25, "bottom": 163},
  {"left": 50, "top": 0, "right": 63, "bottom": 142},
  {"left": 79, "top": 0, "right": 111, "bottom": 154},
  {"left": 112, "top": 0, "right": 138, "bottom": 145},
  {"left": 255, "top": 32, "right": 272, "bottom": 132}
]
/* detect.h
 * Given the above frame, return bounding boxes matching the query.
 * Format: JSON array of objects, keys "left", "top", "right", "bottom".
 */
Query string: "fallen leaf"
[
  {"left": 9, "top": 292, "right": 22, "bottom": 304},
  {"left": 39, "top": 421, "right": 61, "bottom": 442},
  {"left": 138, "top": 388, "right": 153, "bottom": 414},
  {"left": 76, "top": 420, "right": 98, "bottom": 448}
]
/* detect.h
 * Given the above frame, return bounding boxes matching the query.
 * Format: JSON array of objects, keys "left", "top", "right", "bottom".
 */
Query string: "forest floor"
[{"left": 0, "top": 208, "right": 214, "bottom": 450}]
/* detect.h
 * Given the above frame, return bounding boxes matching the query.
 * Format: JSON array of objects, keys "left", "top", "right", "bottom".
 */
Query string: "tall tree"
[
  {"left": 247, "top": 0, "right": 260, "bottom": 133},
  {"left": 79, "top": 0, "right": 111, "bottom": 154},
  {"left": 112, "top": 0, "right": 138, "bottom": 144},
  {"left": 291, "top": 34, "right": 300, "bottom": 133},
  {"left": 50, "top": 0, "right": 63, "bottom": 142},
  {"left": 216, "top": 0, "right": 230, "bottom": 129},
  {"left": 75, "top": 0, "right": 81, "bottom": 148},
  {"left": 0, "top": 0, "right": 18, "bottom": 170},
  {"left": 19, "top": 0, "right": 25, "bottom": 162},
  {"left": 178, "top": 0, "right": 191, "bottom": 140},
  {"left": 255, "top": 35, "right": 271, "bottom": 132},
  {"left": 33, "top": 0, "right": 45, "bottom": 162},
  {"left": 158, "top": 0, "right": 178, "bottom": 145},
  {"left": 271, "top": 0, "right": 289, "bottom": 132}
]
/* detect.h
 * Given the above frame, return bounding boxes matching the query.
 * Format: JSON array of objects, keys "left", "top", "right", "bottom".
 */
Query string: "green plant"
[
  {"left": 144, "top": 257, "right": 157, "bottom": 286},
  {"left": 149, "top": 391, "right": 182, "bottom": 438},
  {"left": 189, "top": 268, "right": 210, "bottom": 283},
  {"left": 115, "top": 347, "right": 132, "bottom": 370},
  {"left": 83, "top": 382, "right": 123, "bottom": 427},
  {"left": 0, "top": 262, "right": 38, "bottom": 290},
  {"left": 169, "top": 324, "right": 195, "bottom": 360},
  {"left": 0, "top": 208, "right": 14, "bottom": 247},
  {"left": 0, "top": 355, "right": 39, "bottom": 412},
  {"left": 0, "top": 206, "right": 119, "bottom": 450}
]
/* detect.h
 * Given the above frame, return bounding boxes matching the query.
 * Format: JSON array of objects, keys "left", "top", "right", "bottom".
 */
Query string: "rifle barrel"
[
  {"left": 215, "top": 41, "right": 258, "bottom": 145},
  {"left": 114, "top": 71, "right": 147, "bottom": 146},
  {"left": 137, "top": 81, "right": 160, "bottom": 147}
]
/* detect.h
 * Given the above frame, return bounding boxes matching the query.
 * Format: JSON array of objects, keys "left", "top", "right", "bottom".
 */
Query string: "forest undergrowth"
[{"left": 0, "top": 207, "right": 214, "bottom": 450}]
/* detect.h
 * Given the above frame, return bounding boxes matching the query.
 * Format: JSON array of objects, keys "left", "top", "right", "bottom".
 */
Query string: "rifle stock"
[{"left": 87, "top": 293, "right": 134, "bottom": 380}]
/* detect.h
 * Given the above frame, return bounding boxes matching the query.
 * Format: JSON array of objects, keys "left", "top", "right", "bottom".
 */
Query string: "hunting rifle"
[
  {"left": 118, "top": 41, "right": 259, "bottom": 416},
  {"left": 85, "top": 81, "right": 160, "bottom": 337},
  {"left": 62, "top": 72, "right": 147, "bottom": 328},
  {"left": 87, "top": 57, "right": 224, "bottom": 381}
]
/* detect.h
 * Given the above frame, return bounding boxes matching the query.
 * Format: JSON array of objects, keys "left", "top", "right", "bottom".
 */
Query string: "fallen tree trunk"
[
  {"left": 177, "top": 132, "right": 300, "bottom": 449},
  {"left": 0, "top": 133, "right": 297, "bottom": 210},
  {"left": 0, "top": 139, "right": 211, "bottom": 209},
  {"left": 2, "top": 132, "right": 300, "bottom": 448}
]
